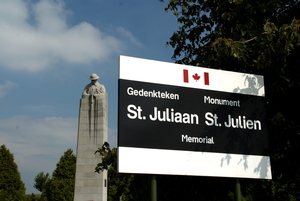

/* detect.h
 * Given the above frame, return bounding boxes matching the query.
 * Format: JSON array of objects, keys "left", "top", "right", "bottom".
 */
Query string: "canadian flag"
[{"left": 183, "top": 69, "right": 210, "bottom": 85}]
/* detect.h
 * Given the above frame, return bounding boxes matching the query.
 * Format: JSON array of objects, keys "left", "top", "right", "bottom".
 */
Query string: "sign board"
[{"left": 118, "top": 55, "right": 271, "bottom": 179}]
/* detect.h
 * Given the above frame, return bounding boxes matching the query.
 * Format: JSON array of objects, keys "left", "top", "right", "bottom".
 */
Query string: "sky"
[{"left": 0, "top": 0, "right": 179, "bottom": 194}]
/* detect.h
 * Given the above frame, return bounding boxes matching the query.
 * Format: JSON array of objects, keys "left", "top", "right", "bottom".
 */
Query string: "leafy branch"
[{"left": 95, "top": 142, "right": 117, "bottom": 173}]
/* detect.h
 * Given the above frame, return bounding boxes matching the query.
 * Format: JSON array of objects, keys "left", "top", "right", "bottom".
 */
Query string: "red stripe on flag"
[
  {"left": 204, "top": 72, "right": 209, "bottom": 85},
  {"left": 183, "top": 69, "right": 189, "bottom": 83}
]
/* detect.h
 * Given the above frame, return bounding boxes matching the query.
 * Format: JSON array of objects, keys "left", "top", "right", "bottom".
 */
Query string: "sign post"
[
  {"left": 235, "top": 179, "right": 241, "bottom": 201},
  {"left": 150, "top": 175, "right": 157, "bottom": 201}
]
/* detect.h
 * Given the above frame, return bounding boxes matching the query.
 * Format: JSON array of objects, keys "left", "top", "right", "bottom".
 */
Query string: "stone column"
[{"left": 74, "top": 74, "right": 107, "bottom": 201}]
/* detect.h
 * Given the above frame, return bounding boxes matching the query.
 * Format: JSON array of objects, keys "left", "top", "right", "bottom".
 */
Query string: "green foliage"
[
  {"left": 106, "top": 163, "right": 135, "bottom": 201},
  {"left": 95, "top": 142, "right": 148, "bottom": 201},
  {"left": 33, "top": 172, "right": 50, "bottom": 193},
  {"left": 162, "top": 0, "right": 300, "bottom": 200},
  {"left": 95, "top": 142, "right": 116, "bottom": 173},
  {"left": 0, "top": 144, "right": 26, "bottom": 201},
  {"left": 41, "top": 149, "right": 76, "bottom": 201},
  {"left": 25, "top": 193, "right": 41, "bottom": 201}
]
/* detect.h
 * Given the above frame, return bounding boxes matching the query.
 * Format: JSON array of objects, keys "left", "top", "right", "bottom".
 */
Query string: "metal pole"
[
  {"left": 234, "top": 178, "right": 241, "bottom": 201},
  {"left": 150, "top": 175, "right": 157, "bottom": 201}
]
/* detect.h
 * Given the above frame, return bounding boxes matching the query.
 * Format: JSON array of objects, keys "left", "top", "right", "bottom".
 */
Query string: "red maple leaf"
[{"left": 192, "top": 73, "right": 200, "bottom": 81}]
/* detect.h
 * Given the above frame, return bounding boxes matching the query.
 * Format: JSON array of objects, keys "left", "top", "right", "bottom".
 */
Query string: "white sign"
[{"left": 118, "top": 55, "right": 271, "bottom": 179}]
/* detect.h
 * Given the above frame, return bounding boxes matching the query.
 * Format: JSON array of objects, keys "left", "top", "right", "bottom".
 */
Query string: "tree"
[
  {"left": 25, "top": 193, "right": 38, "bottom": 201},
  {"left": 41, "top": 149, "right": 76, "bottom": 201},
  {"left": 0, "top": 144, "right": 26, "bottom": 201},
  {"left": 33, "top": 172, "right": 50, "bottom": 193},
  {"left": 161, "top": 0, "right": 300, "bottom": 200},
  {"left": 95, "top": 142, "right": 150, "bottom": 201},
  {"left": 95, "top": 142, "right": 134, "bottom": 201}
]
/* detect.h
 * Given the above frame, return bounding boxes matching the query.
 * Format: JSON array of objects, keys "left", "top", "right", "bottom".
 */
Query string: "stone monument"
[{"left": 74, "top": 73, "right": 108, "bottom": 201}]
